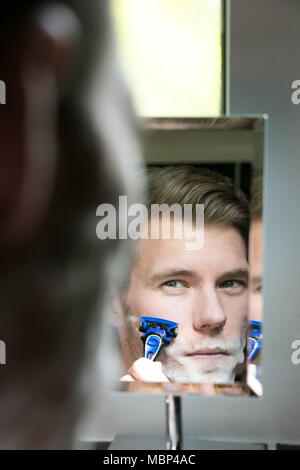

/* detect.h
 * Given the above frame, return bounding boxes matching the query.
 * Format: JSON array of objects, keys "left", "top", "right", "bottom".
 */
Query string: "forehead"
[
  {"left": 249, "top": 219, "right": 263, "bottom": 274},
  {"left": 133, "top": 223, "right": 247, "bottom": 280},
  {"left": 249, "top": 220, "right": 263, "bottom": 256}
]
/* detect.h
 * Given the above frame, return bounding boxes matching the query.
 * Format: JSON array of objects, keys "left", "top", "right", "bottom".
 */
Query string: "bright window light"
[{"left": 110, "top": 0, "right": 223, "bottom": 117}]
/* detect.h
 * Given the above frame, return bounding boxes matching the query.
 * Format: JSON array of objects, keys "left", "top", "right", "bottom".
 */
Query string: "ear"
[{"left": 0, "top": 3, "right": 81, "bottom": 251}]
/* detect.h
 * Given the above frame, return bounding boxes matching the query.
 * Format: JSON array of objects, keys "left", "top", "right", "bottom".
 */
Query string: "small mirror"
[{"left": 101, "top": 116, "right": 265, "bottom": 397}]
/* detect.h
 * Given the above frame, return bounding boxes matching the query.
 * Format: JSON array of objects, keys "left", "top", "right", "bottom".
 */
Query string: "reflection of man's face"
[
  {"left": 249, "top": 219, "right": 263, "bottom": 322},
  {"left": 122, "top": 221, "right": 248, "bottom": 384}
]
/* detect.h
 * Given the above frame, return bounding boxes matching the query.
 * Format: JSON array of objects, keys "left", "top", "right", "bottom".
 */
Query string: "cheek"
[
  {"left": 127, "top": 288, "right": 188, "bottom": 323},
  {"left": 222, "top": 294, "right": 248, "bottom": 330},
  {"left": 249, "top": 293, "right": 263, "bottom": 323}
]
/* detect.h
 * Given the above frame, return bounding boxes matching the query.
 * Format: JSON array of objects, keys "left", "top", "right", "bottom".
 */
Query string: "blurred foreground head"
[{"left": 0, "top": 1, "right": 144, "bottom": 449}]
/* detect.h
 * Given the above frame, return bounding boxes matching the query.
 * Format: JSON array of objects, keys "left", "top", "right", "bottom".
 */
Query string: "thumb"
[{"left": 124, "top": 358, "right": 170, "bottom": 383}]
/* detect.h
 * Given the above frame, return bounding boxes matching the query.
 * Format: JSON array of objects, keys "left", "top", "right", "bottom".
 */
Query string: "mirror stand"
[
  {"left": 108, "top": 394, "right": 183, "bottom": 450},
  {"left": 165, "top": 395, "right": 182, "bottom": 450}
]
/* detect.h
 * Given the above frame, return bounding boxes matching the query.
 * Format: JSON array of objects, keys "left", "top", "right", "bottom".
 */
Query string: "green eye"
[
  {"left": 219, "top": 279, "right": 246, "bottom": 292},
  {"left": 254, "top": 284, "right": 262, "bottom": 293},
  {"left": 164, "top": 280, "right": 183, "bottom": 288},
  {"left": 221, "top": 280, "right": 239, "bottom": 288}
]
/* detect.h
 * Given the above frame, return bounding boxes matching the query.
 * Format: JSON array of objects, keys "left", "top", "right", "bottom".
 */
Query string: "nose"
[{"left": 192, "top": 287, "right": 227, "bottom": 331}]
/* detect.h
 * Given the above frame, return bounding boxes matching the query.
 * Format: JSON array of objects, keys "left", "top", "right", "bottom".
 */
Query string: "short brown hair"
[
  {"left": 250, "top": 172, "right": 263, "bottom": 221},
  {"left": 146, "top": 165, "right": 250, "bottom": 248}
]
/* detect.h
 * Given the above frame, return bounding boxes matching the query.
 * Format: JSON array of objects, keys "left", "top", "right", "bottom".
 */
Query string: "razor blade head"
[
  {"left": 139, "top": 316, "right": 179, "bottom": 361},
  {"left": 248, "top": 321, "right": 263, "bottom": 361},
  {"left": 139, "top": 317, "right": 178, "bottom": 339}
]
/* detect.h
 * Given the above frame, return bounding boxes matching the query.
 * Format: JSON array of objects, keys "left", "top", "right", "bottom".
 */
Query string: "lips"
[{"left": 186, "top": 348, "right": 229, "bottom": 357}]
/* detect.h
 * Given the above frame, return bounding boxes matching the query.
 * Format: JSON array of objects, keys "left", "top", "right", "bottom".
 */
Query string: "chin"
[{"left": 162, "top": 362, "right": 237, "bottom": 384}]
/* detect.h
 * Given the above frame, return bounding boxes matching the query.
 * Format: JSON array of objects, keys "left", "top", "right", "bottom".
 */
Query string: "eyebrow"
[
  {"left": 148, "top": 268, "right": 198, "bottom": 285},
  {"left": 148, "top": 268, "right": 248, "bottom": 285},
  {"left": 251, "top": 275, "right": 262, "bottom": 283},
  {"left": 218, "top": 269, "right": 249, "bottom": 281}
]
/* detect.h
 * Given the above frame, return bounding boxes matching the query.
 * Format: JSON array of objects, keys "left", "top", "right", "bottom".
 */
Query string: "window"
[{"left": 110, "top": 0, "right": 223, "bottom": 117}]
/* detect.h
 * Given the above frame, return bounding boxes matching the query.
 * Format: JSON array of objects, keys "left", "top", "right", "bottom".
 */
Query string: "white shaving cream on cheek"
[{"left": 161, "top": 326, "right": 247, "bottom": 383}]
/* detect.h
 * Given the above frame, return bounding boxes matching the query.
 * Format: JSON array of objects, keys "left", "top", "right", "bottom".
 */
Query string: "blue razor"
[
  {"left": 248, "top": 321, "right": 263, "bottom": 361},
  {"left": 139, "top": 317, "right": 178, "bottom": 361}
]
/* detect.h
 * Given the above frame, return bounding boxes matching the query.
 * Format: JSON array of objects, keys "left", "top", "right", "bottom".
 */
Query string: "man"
[
  {"left": 249, "top": 173, "right": 263, "bottom": 323},
  {"left": 116, "top": 166, "right": 250, "bottom": 384},
  {"left": 0, "top": 1, "right": 143, "bottom": 449},
  {"left": 247, "top": 172, "right": 263, "bottom": 396}
]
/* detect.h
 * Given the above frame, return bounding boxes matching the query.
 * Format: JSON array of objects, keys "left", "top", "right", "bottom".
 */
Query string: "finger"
[
  {"left": 120, "top": 374, "right": 135, "bottom": 382},
  {"left": 128, "top": 358, "right": 169, "bottom": 383}
]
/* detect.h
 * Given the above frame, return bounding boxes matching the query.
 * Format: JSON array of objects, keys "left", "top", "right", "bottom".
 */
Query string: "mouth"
[{"left": 185, "top": 348, "right": 229, "bottom": 358}]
